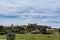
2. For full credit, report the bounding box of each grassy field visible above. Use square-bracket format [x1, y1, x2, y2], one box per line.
[0, 33, 60, 40]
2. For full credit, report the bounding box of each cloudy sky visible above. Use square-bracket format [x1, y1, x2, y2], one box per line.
[0, 0, 60, 28]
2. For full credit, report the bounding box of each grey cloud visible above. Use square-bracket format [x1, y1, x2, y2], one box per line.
[0, 0, 60, 14]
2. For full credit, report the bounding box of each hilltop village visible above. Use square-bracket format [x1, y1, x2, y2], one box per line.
[0, 23, 60, 35]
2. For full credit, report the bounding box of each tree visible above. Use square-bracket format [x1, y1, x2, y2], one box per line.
[0, 25, 4, 31]
[58, 28, 60, 34]
[41, 27, 47, 34]
[0, 25, 4, 35]
[40, 26, 50, 34]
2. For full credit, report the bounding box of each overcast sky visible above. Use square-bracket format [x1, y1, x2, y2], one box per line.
[0, 0, 60, 28]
